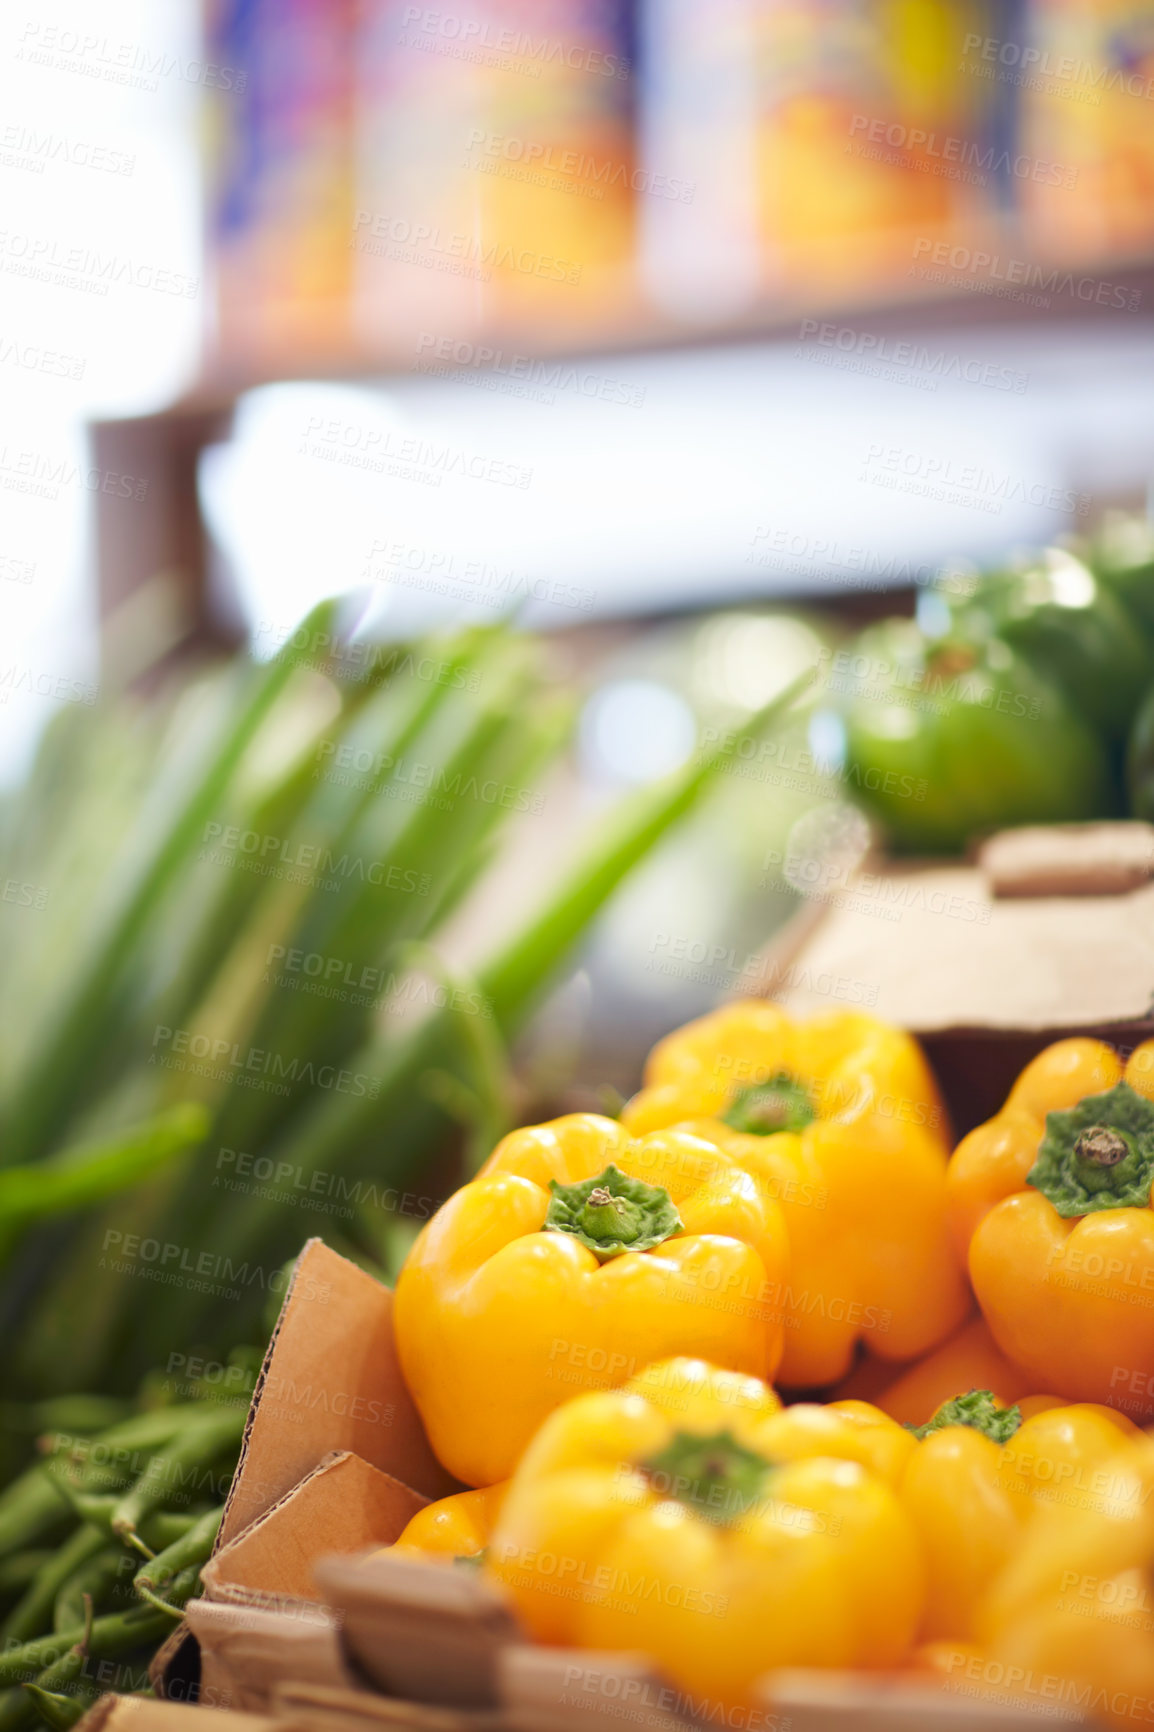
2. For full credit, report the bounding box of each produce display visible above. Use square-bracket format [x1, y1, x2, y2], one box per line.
[7, 689, 1154, 1727]
[377, 1003, 1154, 1726]
[0, 623, 815, 1727]
[837, 515, 1154, 852]
[398, 1379, 1138, 1677]
[4, 989, 1154, 1727]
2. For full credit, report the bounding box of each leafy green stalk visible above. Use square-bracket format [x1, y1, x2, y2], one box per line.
[125, 666, 815, 1351]
[2, 601, 341, 1165]
[0, 1108, 207, 1265]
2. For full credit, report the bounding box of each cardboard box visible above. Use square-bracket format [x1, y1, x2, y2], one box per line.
[137, 1240, 1099, 1732]
[761, 841, 1154, 1134]
[80, 1701, 274, 1732]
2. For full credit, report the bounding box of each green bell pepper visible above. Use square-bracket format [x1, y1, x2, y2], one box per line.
[953, 548, 1153, 743]
[837, 618, 1116, 853]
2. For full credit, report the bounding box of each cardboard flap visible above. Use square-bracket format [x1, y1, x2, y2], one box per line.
[148, 1619, 200, 1702]
[271, 1680, 505, 1729]
[761, 1670, 1098, 1729]
[315, 1551, 522, 1709]
[206, 1452, 426, 1605]
[222, 1240, 455, 1548]
[979, 822, 1154, 898]
[766, 865, 1154, 1032]
[499, 1648, 692, 1731]
[186, 1597, 354, 1715]
[76, 1700, 275, 1732]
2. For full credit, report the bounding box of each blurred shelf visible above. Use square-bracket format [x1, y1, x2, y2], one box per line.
[177, 245, 1154, 411]
[88, 243, 1154, 670]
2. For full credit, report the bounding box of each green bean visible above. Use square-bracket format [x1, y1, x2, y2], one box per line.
[0, 1602, 178, 1688]
[0, 1473, 70, 1561]
[53, 1550, 127, 1633]
[33, 1404, 235, 1503]
[63, 1405, 225, 1480]
[36, 1487, 113, 1531]
[20, 1683, 92, 1731]
[0, 1401, 130, 1440]
[13, 1406, 216, 1521]
[109, 1409, 243, 1548]
[133, 1509, 220, 1611]
[0, 1652, 84, 1732]
[1, 1530, 105, 1645]
[42, 1483, 197, 1555]
[0, 1559, 52, 1602]
[139, 1513, 200, 1553]
[133, 1565, 201, 1621]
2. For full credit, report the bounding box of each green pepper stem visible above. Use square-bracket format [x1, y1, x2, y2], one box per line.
[721, 1074, 816, 1137]
[908, 1389, 1022, 1444]
[641, 1431, 772, 1527]
[1028, 1082, 1154, 1218]
[544, 1164, 682, 1262]
[1074, 1126, 1129, 1167]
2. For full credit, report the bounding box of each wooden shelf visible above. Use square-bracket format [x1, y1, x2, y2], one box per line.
[88, 245, 1154, 673]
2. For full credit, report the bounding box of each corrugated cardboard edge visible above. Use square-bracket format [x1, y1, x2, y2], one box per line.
[186, 1598, 353, 1716]
[760, 1669, 1100, 1729]
[745, 861, 1154, 1134]
[978, 821, 1154, 899]
[222, 1239, 454, 1548]
[152, 1244, 335, 1697]
[272, 1680, 506, 1729]
[315, 1552, 521, 1710]
[313, 1558, 751, 1731]
[76, 1697, 275, 1732]
[155, 1239, 451, 1699]
[757, 863, 1154, 1033]
[498, 1648, 696, 1732]
[149, 1619, 202, 1706]
[203, 1451, 427, 1605]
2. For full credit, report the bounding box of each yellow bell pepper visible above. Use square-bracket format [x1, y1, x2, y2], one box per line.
[894, 1389, 1137, 1642]
[485, 1357, 923, 1712]
[390, 1483, 507, 1561]
[834, 1315, 1037, 1426]
[779, 1384, 1136, 1643]
[977, 1432, 1154, 1729]
[395, 1115, 791, 1485]
[621, 1000, 968, 1384]
[946, 1037, 1154, 1415]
